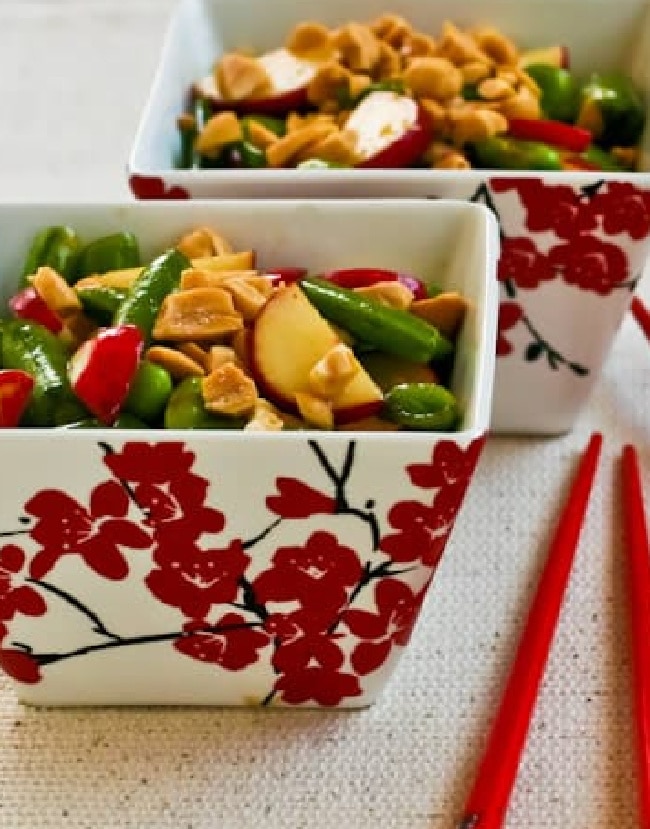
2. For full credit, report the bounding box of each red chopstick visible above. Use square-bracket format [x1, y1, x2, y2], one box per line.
[631, 296, 650, 343]
[457, 432, 603, 829]
[621, 444, 650, 828]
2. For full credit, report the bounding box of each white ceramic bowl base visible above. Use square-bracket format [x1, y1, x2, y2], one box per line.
[0, 200, 498, 707]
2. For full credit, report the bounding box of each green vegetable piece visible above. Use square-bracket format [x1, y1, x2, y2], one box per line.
[462, 83, 481, 101]
[164, 376, 246, 430]
[1, 319, 88, 426]
[581, 143, 625, 171]
[76, 285, 128, 322]
[177, 113, 198, 169]
[524, 64, 578, 122]
[124, 359, 173, 424]
[578, 71, 646, 147]
[75, 232, 141, 279]
[242, 114, 287, 138]
[61, 413, 149, 429]
[471, 136, 563, 170]
[383, 382, 460, 430]
[299, 277, 453, 364]
[21, 225, 81, 285]
[354, 79, 406, 106]
[113, 248, 190, 344]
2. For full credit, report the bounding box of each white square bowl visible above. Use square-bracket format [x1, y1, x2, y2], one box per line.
[0, 199, 498, 707]
[127, 0, 650, 434]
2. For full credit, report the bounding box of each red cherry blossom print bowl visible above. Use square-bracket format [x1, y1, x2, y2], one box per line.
[0, 199, 498, 707]
[128, 0, 650, 433]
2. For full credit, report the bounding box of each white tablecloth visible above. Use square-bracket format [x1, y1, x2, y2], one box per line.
[0, 3, 646, 827]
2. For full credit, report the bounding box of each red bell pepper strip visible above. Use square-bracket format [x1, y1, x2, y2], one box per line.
[0, 369, 35, 427]
[507, 118, 592, 153]
[324, 267, 428, 299]
[9, 286, 63, 334]
[68, 324, 144, 425]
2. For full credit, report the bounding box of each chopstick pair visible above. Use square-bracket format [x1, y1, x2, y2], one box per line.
[456, 435, 650, 829]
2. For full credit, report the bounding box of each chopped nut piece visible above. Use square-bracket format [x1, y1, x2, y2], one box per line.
[355, 280, 414, 310]
[403, 32, 438, 59]
[180, 268, 258, 290]
[307, 61, 352, 106]
[266, 123, 336, 167]
[461, 60, 492, 84]
[402, 57, 463, 100]
[222, 277, 269, 321]
[245, 398, 285, 431]
[295, 391, 334, 430]
[370, 13, 414, 50]
[286, 21, 334, 60]
[334, 22, 382, 72]
[74, 267, 142, 290]
[215, 52, 272, 101]
[477, 77, 514, 101]
[153, 287, 243, 342]
[31, 266, 81, 318]
[498, 84, 541, 120]
[209, 345, 239, 371]
[195, 111, 243, 157]
[295, 128, 360, 166]
[146, 345, 206, 379]
[177, 342, 212, 372]
[231, 328, 251, 368]
[191, 251, 256, 272]
[308, 343, 360, 398]
[375, 40, 401, 77]
[176, 226, 234, 258]
[435, 21, 491, 66]
[202, 362, 257, 416]
[410, 292, 469, 337]
[471, 26, 519, 66]
[245, 119, 280, 150]
[451, 108, 509, 146]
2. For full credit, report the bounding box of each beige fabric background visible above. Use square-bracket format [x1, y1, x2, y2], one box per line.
[0, 2, 646, 826]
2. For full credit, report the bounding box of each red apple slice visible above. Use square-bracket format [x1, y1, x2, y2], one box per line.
[345, 91, 433, 168]
[194, 47, 322, 114]
[250, 284, 383, 424]
[518, 45, 570, 70]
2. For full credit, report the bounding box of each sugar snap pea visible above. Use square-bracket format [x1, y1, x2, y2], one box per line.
[577, 72, 646, 147]
[76, 285, 128, 322]
[382, 382, 459, 430]
[470, 136, 563, 170]
[76, 232, 141, 279]
[299, 277, 453, 364]
[21, 225, 81, 285]
[113, 248, 190, 344]
[524, 64, 578, 123]
[1, 319, 88, 426]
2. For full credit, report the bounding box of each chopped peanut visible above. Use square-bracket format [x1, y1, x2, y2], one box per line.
[266, 123, 336, 167]
[209, 345, 239, 371]
[370, 13, 414, 50]
[74, 267, 142, 290]
[286, 21, 335, 61]
[460, 60, 492, 85]
[146, 345, 206, 379]
[498, 84, 541, 120]
[308, 343, 360, 398]
[195, 111, 243, 157]
[306, 61, 352, 107]
[180, 268, 258, 290]
[221, 276, 269, 321]
[410, 292, 469, 338]
[231, 328, 250, 368]
[176, 226, 234, 258]
[355, 280, 414, 310]
[215, 52, 272, 101]
[245, 398, 285, 431]
[152, 287, 243, 342]
[451, 108, 509, 146]
[435, 21, 491, 65]
[295, 128, 360, 166]
[375, 40, 401, 77]
[31, 266, 82, 318]
[402, 57, 463, 101]
[192, 251, 256, 272]
[403, 32, 438, 59]
[471, 26, 519, 66]
[202, 363, 257, 416]
[295, 391, 334, 430]
[177, 342, 213, 372]
[245, 119, 280, 150]
[334, 22, 382, 72]
[476, 77, 514, 101]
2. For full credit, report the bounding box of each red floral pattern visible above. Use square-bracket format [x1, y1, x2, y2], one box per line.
[128, 175, 190, 200]
[0, 436, 486, 706]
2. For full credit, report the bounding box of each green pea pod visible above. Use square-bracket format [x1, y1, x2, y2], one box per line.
[21, 225, 81, 285]
[299, 277, 453, 364]
[124, 359, 173, 424]
[383, 382, 460, 430]
[76, 285, 129, 322]
[75, 232, 141, 279]
[241, 114, 287, 138]
[462, 83, 481, 101]
[113, 248, 190, 344]
[524, 64, 578, 123]
[581, 143, 625, 171]
[1, 319, 88, 426]
[577, 71, 646, 147]
[353, 79, 406, 106]
[471, 136, 563, 170]
[61, 412, 149, 429]
[164, 376, 246, 430]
